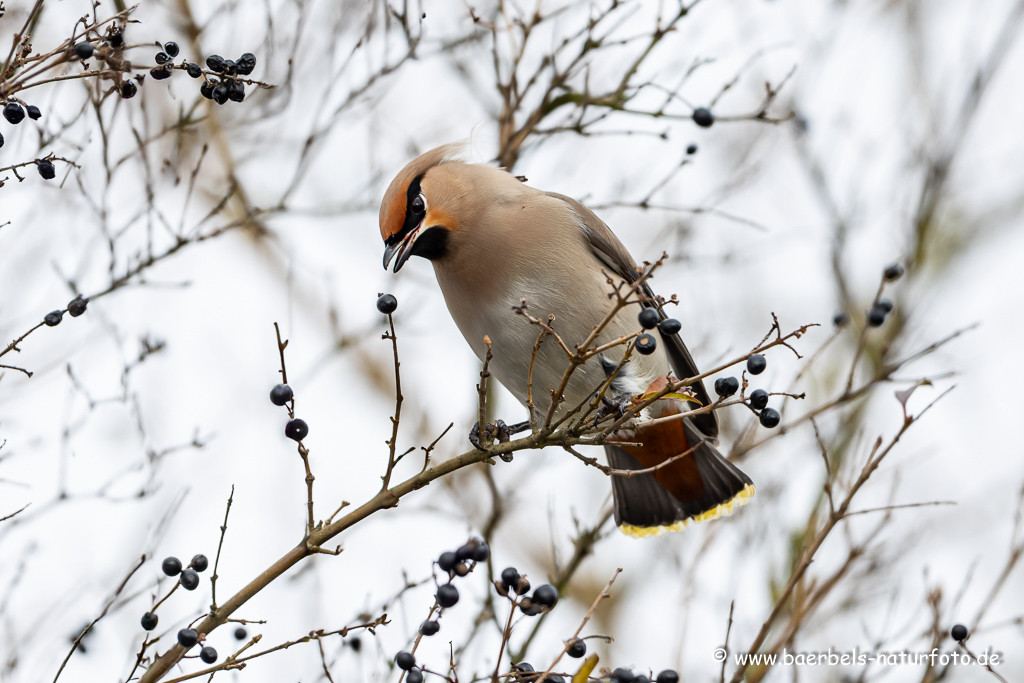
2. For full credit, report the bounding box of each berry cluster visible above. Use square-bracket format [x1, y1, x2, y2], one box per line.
[634, 307, 682, 357]
[494, 566, 558, 616]
[197, 53, 257, 105]
[2, 100, 59, 179]
[713, 354, 780, 429]
[142, 41, 179, 83]
[391, 539, 491, 683]
[395, 650, 424, 683]
[270, 382, 309, 442]
[43, 296, 88, 327]
[833, 263, 904, 329]
[176, 627, 218, 663]
[866, 298, 894, 328]
[433, 537, 490, 610]
[161, 553, 209, 590]
[140, 554, 218, 662]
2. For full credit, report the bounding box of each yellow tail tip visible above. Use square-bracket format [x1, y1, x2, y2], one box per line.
[618, 484, 755, 538]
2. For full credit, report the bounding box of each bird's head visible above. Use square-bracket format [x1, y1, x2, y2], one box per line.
[379, 144, 466, 272]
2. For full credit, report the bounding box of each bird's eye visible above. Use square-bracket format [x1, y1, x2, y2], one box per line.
[410, 194, 426, 214]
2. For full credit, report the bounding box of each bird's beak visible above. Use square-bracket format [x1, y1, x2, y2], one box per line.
[382, 221, 423, 273]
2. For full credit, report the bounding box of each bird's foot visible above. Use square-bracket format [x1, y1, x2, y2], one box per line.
[469, 419, 530, 461]
[595, 395, 631, 424]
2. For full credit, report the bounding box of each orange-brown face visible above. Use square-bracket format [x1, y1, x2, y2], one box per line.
[379, 145, 461, 272]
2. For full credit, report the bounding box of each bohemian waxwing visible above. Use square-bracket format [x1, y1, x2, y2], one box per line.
[378, 143, 754, 537]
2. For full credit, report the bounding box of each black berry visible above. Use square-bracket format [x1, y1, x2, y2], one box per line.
[350, 636, 362, 652]
[26, 105, 41, 120]
[692, 107, 714, 128]
[186, 63, 202, 78]
[407, 669, 424, 683]
[714, 376, 739, 398]
[833, 312, 849, 327]
[190, 554, 209, 572]
[611, 668, 635, 683]
[199, 80, 214, 99]
[420, 620, 440, 636]
[951, 624, 968, 641]
[395, 651, 416, 670]
[659, 318, 681, 335]
[270, 383, 293, 406]
[108, 31, 124, 48]
[0, 131, 4, 148]
[867, 306, 887, 327]
[515, 576, 531, 595]
[455, 544, 475, 561]
[150, 67, 171, 80]
[686, 143, 698, 154]
[200, 646, 217, 664]
[884, 263, 904, 281]
[656, 671, 679, 683]
[223, 60, 237, 75]
[635, 677, 650, 683]
[759, 407, 780, 428]
[285, 418, 309, 441]
[212, 84, 229, 104]
[234, 626, 247, 640]
[68, 296, 88, 317]
[513, 663, 535, 673]
[37, 159, 56, 180]
[436, 583, 459, 608]
[638, 307, 659, 329]
[543, 677, 565, 683]
[179, 568, 200, 590]
[121, 80, 137, 99]
[501, 567, 520, 588]
[566, 638, 586, 658]
[236, 53, 257, 75]
[635, 333, 657, 355]
[4, 102, 25, 124]
[746, 354, 767, 375]
[44, 310, 62, 326]
[74, 42, 94, 60]
[438, 551, 457, 572]
[376, 293, 398, 314]
[227, 79, 245, 102]
[141, 612, 159, 630]
[749, 389, 769, 411]
[473, 542, 489, 562]
[206, 55, 228, 72]
[155, 51, 171, 64]
[177, 628, 198, 648]
[162, 556, 182, 576]
[163, 42, 180, 58]
[876, 298, 893, 313]
[532, 584, 558, 608]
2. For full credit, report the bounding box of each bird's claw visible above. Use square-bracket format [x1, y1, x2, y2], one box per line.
[469, 419, 530, 462]
[595, 395, 631, 423]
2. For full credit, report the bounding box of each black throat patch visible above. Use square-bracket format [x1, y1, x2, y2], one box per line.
[410, 226, 449, 261]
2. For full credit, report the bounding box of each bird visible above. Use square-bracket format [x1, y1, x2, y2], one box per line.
[378, 143, 753, 537]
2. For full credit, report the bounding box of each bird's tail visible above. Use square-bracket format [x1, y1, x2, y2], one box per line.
[606, 418, 754, 538]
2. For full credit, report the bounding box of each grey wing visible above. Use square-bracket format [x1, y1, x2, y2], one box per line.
[547, 192, 719, 439]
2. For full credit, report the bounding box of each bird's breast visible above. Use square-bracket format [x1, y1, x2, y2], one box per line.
[433, 261, 666, 418]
